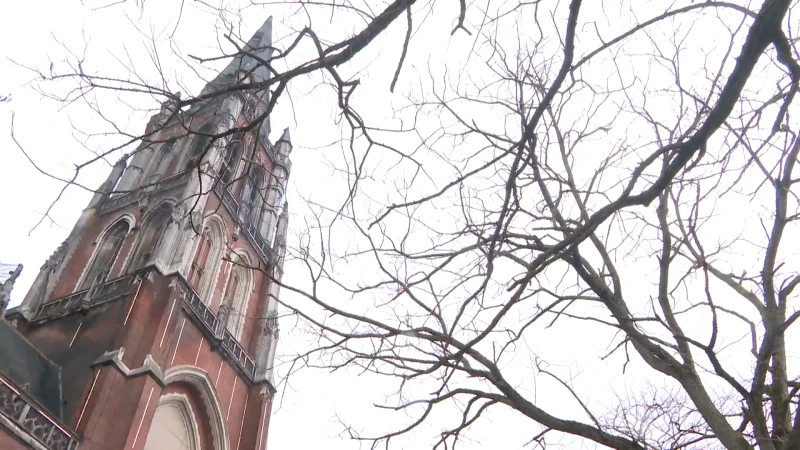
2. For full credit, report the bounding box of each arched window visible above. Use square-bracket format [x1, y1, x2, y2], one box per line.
[188, 231, 212, 292]
[240, 163, 267, 226]
[186, 218, 225, 302]
[220, 133, 244, 185]
[147, 139, 177, 182]
[185, 124, 215, 170]
[79, 220, 129, 290]
[222, 253, 253, 340]
[129, 203, 173, 271]
[223, 273, 239, 309]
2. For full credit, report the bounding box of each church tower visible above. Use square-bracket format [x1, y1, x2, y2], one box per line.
[0, 16, 290, 450]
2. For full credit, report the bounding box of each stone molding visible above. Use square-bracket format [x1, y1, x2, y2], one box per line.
[91, 347, 166, 387]
[149, 393, 201, 450]
[164, 366, 230, 450]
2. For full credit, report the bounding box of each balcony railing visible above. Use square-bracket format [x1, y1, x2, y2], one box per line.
[181, 283, 257, 381]
[213, 180, 241, 217]
[221, 332, 257, 378]
[35, 273, 137, 322]
[184, 288, 222, 336]
[99, 170, 189, 214]
[213, 179, 273, 267]
[240, 218, 271, 261]
[0, 375, 79, 450]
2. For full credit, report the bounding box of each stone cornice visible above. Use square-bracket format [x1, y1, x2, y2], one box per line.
[90, 347, 166, 387]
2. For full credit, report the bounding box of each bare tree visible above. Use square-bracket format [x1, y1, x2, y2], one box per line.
[9, 0, 800, 449]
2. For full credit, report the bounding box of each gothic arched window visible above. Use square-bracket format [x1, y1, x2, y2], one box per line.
[186, 217, 225, 302]
[147, 139, 177, 182]
[240, 163, 267, 226]
[188, 232, 212, 292]
[220, 133, 244, 185]
[185, 124, 215, 171]
[223, 254, 253, 340]
[79, 220, 130, 290]
[129, 203, 173, 271]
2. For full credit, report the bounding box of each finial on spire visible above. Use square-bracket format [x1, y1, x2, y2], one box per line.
[278, 128, 291, 144]
[202, 16, 274, 98]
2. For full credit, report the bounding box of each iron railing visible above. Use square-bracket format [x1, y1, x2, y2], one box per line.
[213, 180, 273, 266]
[0, 375, 79, 450]
[35, 273, 136, 321]
[181, 283, 257, 381]
[213, 180, 241, 217]
[240, 218, 271, 260]
[99, 170, 189, 214]
[221, 332, 257, 378]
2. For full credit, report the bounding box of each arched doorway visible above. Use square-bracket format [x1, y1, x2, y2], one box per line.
[143, 394, 201, 450]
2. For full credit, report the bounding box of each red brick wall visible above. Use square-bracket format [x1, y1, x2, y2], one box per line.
[12, 110, 280, 449]
[0, 428, 32, 450]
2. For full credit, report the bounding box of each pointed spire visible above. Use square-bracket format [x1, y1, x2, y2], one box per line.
[275, 127, 293, 156]
[278, 128, 291, 144]
[202, 16, 274, 102]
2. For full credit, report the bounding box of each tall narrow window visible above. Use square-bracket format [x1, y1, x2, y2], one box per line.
[219, 271, 239, 332]
[79, 220, 129, 290]
[240, 163, 266, 226]
[188, 232, 212, 292]
[241, 95, 257, 118]
[222, 273, 239, 311]
[147, 139, 177, 182]
[185, 125, 214, 170]
[129, 204, 172, 271]
[220, 134, 244, 185]
[223, 259, 251, 340]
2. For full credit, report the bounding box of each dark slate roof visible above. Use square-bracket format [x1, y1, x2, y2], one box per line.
[0, 321, 62, 418]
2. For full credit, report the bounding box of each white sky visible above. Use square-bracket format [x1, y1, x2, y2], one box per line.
[1, 0, 795, 449]
[0, 1, 491, 448]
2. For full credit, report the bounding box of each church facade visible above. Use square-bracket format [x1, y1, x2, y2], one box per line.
[0, 16, 289, 450]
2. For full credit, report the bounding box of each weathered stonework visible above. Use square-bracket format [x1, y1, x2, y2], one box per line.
[2, 15, 290, 450]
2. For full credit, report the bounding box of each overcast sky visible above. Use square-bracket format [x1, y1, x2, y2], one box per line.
[2, 1, 793, 449]
[0, 1, 501, 448]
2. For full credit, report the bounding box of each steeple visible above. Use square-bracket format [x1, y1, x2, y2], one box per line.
[0, 15, 292, 450]
[201, 16, 275, 145]
[202, 16, 274, 101]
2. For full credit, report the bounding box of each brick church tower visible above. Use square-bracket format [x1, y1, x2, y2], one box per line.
[0, 16, 290, 450]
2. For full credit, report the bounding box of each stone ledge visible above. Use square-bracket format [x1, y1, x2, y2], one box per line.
[91, 348, 166, 387]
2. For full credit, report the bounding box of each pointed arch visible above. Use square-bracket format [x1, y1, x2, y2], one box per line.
[143, 393, 201, 450]
[185, 124, 216, 171]
[142, 139, 178, 186]
[128, 201, 175, 272]
[77, 216, 132, 291]
[221, 250, 254, 340]
[163, 366, 230, 450]
[188, 215, 226, 302]
[220, 132, 244, 186]
[240, 162, 268, 226]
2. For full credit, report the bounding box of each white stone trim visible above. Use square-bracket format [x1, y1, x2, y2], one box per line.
[74, 214, 135, 292]
[123, 200, 176, 274]
[164, 365, 231, 450]
[220, 250, 254, 340]
[149, 393, 202, 450]
[91, 347, 166, 386]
